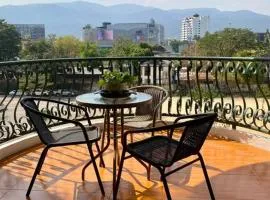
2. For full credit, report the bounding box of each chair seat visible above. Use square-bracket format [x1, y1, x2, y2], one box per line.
[122, 115, 153, 128]
[50, 126, 100, 145]
[127, 136, 178, 167]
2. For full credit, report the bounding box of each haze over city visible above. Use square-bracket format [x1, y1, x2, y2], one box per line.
[0, 0, 269, 15]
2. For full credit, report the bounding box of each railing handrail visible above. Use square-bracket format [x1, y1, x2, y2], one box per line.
[1, 56, 270, 66]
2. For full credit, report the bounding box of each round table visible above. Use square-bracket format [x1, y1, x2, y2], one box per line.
[76, 92, 152, 199]
[76, 92, 152, 109]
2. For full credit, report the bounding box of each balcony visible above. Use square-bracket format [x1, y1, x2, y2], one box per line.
[0, 56, 270, 199]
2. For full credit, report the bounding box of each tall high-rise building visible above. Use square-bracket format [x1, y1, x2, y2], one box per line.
[181, 14, 209, 42]
[14, 24, 45, 40]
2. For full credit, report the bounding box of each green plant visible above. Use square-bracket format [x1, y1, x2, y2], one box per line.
[98, 71, 137, 91]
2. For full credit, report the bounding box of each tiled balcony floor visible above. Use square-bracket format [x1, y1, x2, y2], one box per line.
[0, 135, 270, 200]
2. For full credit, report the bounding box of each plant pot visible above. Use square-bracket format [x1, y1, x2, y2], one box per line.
[100, 89, 132, 98]
[105, 83, 126, 92]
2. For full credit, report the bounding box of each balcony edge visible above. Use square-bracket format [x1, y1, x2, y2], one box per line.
[0, 133, 40, 161]
[0, 125, 269, 163]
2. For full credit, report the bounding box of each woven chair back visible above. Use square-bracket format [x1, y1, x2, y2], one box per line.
[131, 85, 168, 119]
[172, 113, 217, 162]
[21, 98, 53, 144]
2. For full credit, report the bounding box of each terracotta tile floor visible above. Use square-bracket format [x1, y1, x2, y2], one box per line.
[0, 136, 270, 200]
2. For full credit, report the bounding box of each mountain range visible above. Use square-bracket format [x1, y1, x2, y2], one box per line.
[0, 1, 270, 39]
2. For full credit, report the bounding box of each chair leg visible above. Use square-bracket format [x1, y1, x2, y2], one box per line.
[87, 143, 105, 196]
[82, 160, 91, 181]
[198, 153, 215, 200]
[36, 148, 49, 174]
[100, 114, 107, 167]
[134, 158, 151, 180]
[95, 141, 105, 168]
[158, 168, 172, 200]
[26, 147, 49, 196]
[114, 149, 126, 200]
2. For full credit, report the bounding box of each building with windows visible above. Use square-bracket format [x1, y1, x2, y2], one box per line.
[82, 22, 114, 48]
[14, 24, 45, 40]
[82, 19, 165, 47]
[113, 19, 164, 45]
[180, 14, 209, 42]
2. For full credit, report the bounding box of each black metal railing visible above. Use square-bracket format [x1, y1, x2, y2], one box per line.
[0, 56, 270, 143]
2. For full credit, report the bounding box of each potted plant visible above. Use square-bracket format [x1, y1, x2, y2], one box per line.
[98, 71, 137, 97]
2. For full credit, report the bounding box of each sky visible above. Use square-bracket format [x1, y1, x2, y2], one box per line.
[0, 0, 270, 15]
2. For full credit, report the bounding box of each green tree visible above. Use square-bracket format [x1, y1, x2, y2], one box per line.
[169, 40, 189, 53]
[197, 28, 257, 56]
[110, 38, 153, 57]
[80, 42, 98, 58]
[98, 47, 110, 57]
[20, 39, 53, 59]
[0, 19, 21, 61]
[139, 43, 154, 56]
[169, 39, 181, 53]
[260, 29, 270, 56]
[47, 34, 57, 45]
[181, 43, 197, 56]
[53, 36, 82, 58]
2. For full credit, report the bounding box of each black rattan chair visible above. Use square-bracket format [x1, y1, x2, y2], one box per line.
[123, 85, 169, 129]
[115, 113, 217, 200]
[20, 97, 105, 196]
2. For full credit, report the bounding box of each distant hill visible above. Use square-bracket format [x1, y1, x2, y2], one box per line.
[0, 1, 270, 38]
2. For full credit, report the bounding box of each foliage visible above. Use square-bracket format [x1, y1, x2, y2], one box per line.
[190, 86, 219, 100]
[256, 29, 270, 57]
[98, 71, 137, 91]
[20, 39, 53, 59]
[110, 38, 153, 57]
[234, 49, 258, 57]
[83, 24, 92, 29]
[169, 40, 189, 53]
[19, 35, 109, 60]
[197, 28, 257, 57]
[256, 84, 270, 98]
[169, 40, 181, 53]
[98, 47, 110, 57]
[181, 43, 197, 56]
[18, 72, 54, 91]
[0, 19, 21, 61]
[139, 43, 154, 56]
[80, 42, 98, 58]
[152, 45, 166, 53]
[53, 36, 82, 58]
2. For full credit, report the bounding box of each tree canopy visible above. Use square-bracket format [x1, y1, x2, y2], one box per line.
[0, 19, 21, 61]
[53, 36, 82, 58]
[196, 28, 259, 57]
[20, 39, 53, 59]
[110, 38, 153, 57]
[80, 42, 99, 58]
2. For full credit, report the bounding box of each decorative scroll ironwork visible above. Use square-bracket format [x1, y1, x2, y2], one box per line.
[0, 57, 270, 143]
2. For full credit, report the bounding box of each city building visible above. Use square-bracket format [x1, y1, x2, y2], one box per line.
[82, 22, 113, 48]
[13, 24, 45, 40]
[82, 19, 165, 47]
[113, 19, 164, 45]
[180, 14, 209, 42]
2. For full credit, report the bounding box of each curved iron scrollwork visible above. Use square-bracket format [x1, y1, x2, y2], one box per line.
[0, 56, 269, 143]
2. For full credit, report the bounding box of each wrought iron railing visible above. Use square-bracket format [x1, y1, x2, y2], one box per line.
[0, 57, 270, 143]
